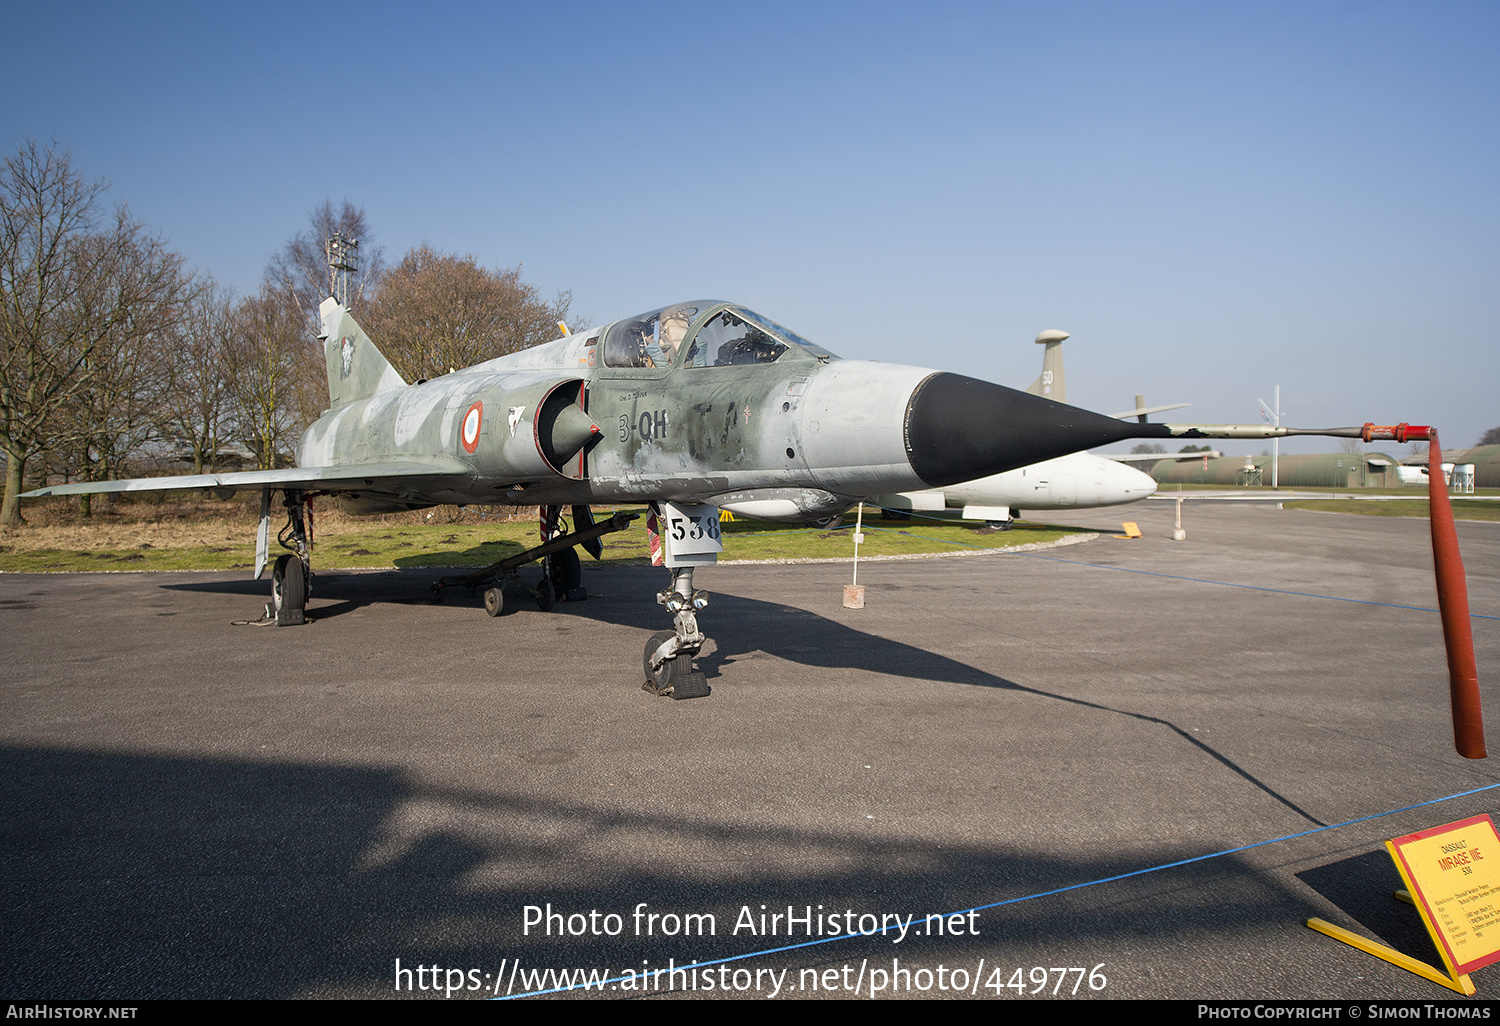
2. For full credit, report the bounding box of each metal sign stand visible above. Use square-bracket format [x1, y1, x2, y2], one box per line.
[1306, 815, 1500, 996]
[843, 502, 866, 608]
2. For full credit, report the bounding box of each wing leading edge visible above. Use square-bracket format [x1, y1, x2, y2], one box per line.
[20, 457, 483, 501]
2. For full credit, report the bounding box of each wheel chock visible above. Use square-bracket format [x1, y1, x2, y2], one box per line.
[671, 672, 711, 700]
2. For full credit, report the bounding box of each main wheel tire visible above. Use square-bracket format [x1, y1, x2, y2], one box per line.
[271, 555, 286, 617]
[549, 547, 582, 596]
[483, 586, 504, 617]
[643, 629, 681, 693]
[536, 578, 556, 612]
[271, 554, 307, 626]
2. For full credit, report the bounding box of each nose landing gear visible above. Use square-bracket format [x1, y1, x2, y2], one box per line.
[642, 564, 711, 700]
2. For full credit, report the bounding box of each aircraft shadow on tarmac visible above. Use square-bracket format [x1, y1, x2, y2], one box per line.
[0, 743, 1397, 999]
[163, 565, 1324, 830]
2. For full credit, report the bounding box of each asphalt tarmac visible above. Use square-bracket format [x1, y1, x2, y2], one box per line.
[2, 500, 1497, 1001]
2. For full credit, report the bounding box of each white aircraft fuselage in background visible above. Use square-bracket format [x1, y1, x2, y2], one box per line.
[875, 450, 1157, 521]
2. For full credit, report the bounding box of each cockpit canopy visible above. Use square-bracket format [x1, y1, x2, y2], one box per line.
[599, 302, 838, 370]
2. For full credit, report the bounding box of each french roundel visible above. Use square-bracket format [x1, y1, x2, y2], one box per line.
[461, 401, 483, 454]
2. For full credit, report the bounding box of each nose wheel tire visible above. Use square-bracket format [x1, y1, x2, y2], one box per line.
[642, 630, 711, 700]
[643, 630, 679, 694]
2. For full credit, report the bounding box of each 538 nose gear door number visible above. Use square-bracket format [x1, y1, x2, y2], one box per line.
[660, 502, 723, 566]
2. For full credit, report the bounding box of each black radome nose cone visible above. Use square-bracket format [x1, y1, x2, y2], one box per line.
[903, 373, 1142, 487]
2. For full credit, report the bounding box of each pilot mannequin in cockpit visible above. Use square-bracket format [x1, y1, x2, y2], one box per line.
[644, 310, 692, 367]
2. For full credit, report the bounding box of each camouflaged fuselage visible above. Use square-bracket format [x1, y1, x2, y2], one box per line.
[294, 312, 937, 518]
[283, 298, 1153, 520]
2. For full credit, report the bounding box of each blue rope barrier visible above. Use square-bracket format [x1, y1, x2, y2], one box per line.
[500, 781, 1500, 999]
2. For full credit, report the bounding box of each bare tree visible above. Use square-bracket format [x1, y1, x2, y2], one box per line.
[0, 141, 189, 525]
[162, 281, 238, 475]
[225, 285, 305, 470]
[266, 199, 384, 322]
[266, 200, 386, 431]
[60, 238, 201, 515]
[361, 245, 571, 381]
[1480, 427, 1500, 447]
[52, 301, 176, 516]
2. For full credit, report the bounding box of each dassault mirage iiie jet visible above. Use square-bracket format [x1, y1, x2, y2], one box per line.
[23, 299, 1483, 760]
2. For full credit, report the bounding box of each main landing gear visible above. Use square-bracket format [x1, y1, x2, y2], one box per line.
[982, 512, 1017, 532]
[540, 505, 588, 606]
[267, 491, 312, 626]
[642, 564, 711, 700]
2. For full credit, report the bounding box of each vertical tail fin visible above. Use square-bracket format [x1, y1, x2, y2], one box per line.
[1025, 329, 1069, 403]
[319, 297, 407, 408]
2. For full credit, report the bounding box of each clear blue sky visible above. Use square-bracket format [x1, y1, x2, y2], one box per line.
[5, 0, 1496, 452]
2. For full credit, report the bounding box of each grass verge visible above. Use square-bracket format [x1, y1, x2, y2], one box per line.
[0, 507, 1086, 573]
[1282, 499, 1500, 521]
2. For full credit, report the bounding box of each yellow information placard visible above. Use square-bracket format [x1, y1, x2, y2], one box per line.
[1387, 814, 1500, 977]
